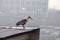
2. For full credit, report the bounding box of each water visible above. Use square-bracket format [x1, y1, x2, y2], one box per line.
[40, 26, 60, 40]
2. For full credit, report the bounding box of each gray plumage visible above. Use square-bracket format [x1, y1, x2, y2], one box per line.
[16, 16, 32, 29]
[16, 19, 27, 27]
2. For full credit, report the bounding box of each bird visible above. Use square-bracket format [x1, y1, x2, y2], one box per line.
[16, 16, 32, 29]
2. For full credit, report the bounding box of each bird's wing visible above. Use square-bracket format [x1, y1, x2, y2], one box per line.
[16, 19, 27, 25]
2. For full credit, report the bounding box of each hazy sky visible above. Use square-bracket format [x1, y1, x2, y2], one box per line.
[48, 0, 60, 10]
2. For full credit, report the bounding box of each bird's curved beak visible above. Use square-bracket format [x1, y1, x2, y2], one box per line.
[30, 18, 32, 20]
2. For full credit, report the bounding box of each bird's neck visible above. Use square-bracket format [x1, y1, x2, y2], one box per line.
[26, 18, 29, 21]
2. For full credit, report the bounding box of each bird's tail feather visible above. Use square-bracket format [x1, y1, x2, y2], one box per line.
[16, 23, 19, 27]
[16, 25, 18, 27]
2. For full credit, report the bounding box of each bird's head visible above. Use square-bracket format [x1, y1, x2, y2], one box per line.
[26, 16, 32, 20]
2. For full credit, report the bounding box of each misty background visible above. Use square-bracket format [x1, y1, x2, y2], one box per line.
[0, 0, 60, 40]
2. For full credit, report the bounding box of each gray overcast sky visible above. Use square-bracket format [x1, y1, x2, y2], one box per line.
[0, 0, 42, 26]
[0, 0, 41, 17]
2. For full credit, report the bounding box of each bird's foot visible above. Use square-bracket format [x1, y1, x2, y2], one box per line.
[23, 27, 25, 29]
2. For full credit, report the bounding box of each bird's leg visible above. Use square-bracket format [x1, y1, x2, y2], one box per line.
[22, 25, 25, 29]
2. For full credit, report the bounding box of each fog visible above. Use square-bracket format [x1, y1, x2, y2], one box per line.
[0, 0, 60, 40]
